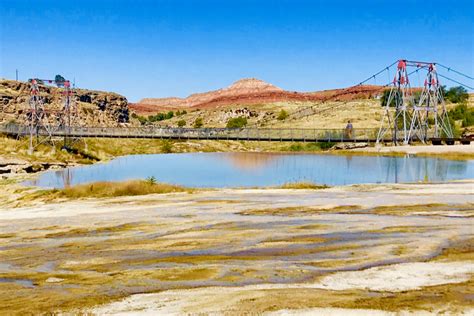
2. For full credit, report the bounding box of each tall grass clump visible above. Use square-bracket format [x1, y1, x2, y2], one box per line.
[161, 140, 173, 153]
[278, 181, 329, 190]
[58, 180, 191, 198]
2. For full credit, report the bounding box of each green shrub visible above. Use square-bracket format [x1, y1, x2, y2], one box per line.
[448, 103, 474, 128]
[193, 117, 203, 128]
[146, 176, 157, 185]
[287, 142, 334, 152]
[319, 142, 336, 150]
[444, 86, 469, 103]
[226, 116, 248, 128]
[277, 109, 289, 120]
[161, 140, 173, 153]
[177, 119, 186, 127]
[288, 143, 303, 151]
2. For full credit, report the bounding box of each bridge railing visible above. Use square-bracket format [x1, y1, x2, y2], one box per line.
[0, 123, 392, 142]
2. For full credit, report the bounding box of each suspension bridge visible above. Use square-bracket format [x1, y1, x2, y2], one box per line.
[1, 59, 472, 152]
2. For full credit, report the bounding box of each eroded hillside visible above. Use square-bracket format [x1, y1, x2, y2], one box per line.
[0, 79, 130, 127]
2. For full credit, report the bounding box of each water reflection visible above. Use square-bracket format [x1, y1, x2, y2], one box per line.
[24, 153, 473, 189]
[222, 152, 278, 170]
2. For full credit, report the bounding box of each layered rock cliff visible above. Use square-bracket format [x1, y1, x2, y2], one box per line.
[0, 79, 130, 126]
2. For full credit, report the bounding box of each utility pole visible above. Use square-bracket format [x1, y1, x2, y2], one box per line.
[15, 69, 18, 81]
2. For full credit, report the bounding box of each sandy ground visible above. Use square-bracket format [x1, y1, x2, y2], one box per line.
[0, 181, 473, 314]
[357, 143, 474, 155]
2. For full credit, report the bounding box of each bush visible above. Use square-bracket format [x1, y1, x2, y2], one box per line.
[319, 141, 336, 150]
[161, 140, 173, 153]
[277, 109, 289, 120]
[146, 176, 157, 185]
[137, 116, 148, 125]
[448, 103, 474, 127]
[444, 86, 468, 103]
[193, 117, 203, 128]
[177, 119, 186, 127]
[287, 142, 334, 152]
[288, 143, 303, 151]
[226, 116, 248, 128]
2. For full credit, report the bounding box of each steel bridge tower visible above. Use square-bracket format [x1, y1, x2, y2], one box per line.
[407, 63, 453, 142]
[23, 78, 79, 154]
[376, 60, 453, 145]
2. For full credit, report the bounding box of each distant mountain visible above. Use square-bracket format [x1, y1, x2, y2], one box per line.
[130, 78, 384, 114]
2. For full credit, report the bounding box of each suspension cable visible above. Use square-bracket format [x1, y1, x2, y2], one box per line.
[358, 60, 398, 86]
[437, 73, 474, 90]
[437, 63, 474, 81]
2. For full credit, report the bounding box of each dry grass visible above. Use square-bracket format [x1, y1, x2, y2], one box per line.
[278, 181, 329, 190]
[59, 180, 193, 198]
[415, 151, 474, 161]
[20, 180, 193, 201]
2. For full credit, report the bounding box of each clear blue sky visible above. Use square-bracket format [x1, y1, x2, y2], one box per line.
[1, 0, 473, 101]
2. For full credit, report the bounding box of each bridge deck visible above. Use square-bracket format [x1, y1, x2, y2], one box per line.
[0, 124, 466, 144]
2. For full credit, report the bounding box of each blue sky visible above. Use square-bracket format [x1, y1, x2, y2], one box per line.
[1, 0, 473, 101]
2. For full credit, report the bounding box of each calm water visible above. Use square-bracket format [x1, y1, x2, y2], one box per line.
[25, 153, 474, 189]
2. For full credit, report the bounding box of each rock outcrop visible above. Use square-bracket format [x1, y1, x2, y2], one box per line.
[0, 79, 130, 126]
[0, 157, 67, 176]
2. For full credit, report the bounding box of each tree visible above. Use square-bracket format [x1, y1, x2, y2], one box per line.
[28, 78, 44, 85]
[177, 119, 186, 127]
[380, 89, 402, 107]
[165, 111, 174, 119]
[444, 86, 468, 103]
[193, 117, 203, 128]
[277, 109, 289, 120]
[226, 117, 247, 128]
[55, 74, 66, 87]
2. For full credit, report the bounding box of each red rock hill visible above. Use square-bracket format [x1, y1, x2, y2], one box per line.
[130, 78, 384, 114]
